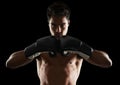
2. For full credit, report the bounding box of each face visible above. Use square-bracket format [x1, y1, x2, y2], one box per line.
[48, 16, 70, 38]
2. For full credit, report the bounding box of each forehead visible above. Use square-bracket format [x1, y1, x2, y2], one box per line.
[49, 16, 69, 23]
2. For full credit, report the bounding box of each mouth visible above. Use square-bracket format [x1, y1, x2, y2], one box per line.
[54, 33, 62, 39]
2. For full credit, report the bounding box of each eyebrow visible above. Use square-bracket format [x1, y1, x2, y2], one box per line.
[51, 22, 66, 25]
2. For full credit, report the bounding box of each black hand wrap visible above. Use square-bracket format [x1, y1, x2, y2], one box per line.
[24, 35, 93, 59]
[24, 36, 60, 59]
[60, 36, 93, 59]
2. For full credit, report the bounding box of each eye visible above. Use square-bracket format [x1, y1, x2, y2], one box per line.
[51, 23, 56, 27]
[60, 23, 66, 28]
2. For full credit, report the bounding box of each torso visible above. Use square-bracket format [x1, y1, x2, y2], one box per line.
[36, 52, 83, 85]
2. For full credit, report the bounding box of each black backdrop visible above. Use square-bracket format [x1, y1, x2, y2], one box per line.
[1, 0, 119, 85]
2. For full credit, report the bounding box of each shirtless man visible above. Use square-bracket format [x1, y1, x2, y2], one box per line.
[6, 1, 112, 85]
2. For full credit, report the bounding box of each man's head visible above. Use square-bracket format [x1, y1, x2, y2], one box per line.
[47, 1, 71, 38]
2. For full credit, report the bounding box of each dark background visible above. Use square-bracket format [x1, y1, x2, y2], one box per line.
[0, 0, 119, 85]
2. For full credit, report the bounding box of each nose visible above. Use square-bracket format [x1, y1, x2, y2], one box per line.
[56, 26, 61, 33]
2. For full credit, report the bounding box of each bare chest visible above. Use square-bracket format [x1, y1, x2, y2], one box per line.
[39, 53, 80, 66]
[36, 53, 83, 85]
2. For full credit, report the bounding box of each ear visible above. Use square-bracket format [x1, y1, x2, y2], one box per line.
[68, 20, 70, 25]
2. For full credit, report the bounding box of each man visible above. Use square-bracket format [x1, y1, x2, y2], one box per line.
[6, 1, 112, 85]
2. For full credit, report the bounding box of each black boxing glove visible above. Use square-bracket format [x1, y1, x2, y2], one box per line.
[60, 36, 94, 59]
[24, 36, 59, 59]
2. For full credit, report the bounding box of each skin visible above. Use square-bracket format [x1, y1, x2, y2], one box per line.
[6, 16, 112, 85]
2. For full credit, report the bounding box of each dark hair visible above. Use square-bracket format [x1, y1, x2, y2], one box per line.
[47, 1, 71, 21]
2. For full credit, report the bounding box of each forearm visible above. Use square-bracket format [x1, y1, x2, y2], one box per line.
[86, 50, 112, 68]
[6, 50, 33, 69]
[6, 36, 57, 69]
[61, 36, 112, 68]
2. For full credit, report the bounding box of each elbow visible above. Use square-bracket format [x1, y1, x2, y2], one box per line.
[99, 58, 113, 68]
[6, 60, 17, 69]
[6, 54, 18, 69]
[102, 53, 113, 68]
[93, 50, 113, 68]
[103, 59, 112, 68]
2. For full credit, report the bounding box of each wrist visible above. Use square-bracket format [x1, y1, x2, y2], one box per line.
[78, 42, 94, 59]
